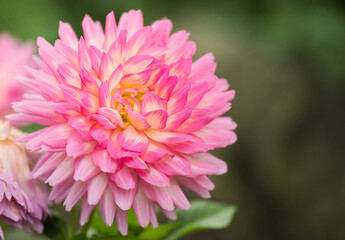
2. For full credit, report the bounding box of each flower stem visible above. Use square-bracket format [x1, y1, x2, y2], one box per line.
[81, 208, 95, 235]
[69, 207, 77, 240]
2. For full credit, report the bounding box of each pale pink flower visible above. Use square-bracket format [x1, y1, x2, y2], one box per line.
[9, 10, 237, 234]
[0, 33, 34, 118]
[0, 121, 49, 239]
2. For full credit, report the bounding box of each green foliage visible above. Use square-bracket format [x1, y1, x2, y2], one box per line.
[139, 223, 178, 240]
[163, 200, 237, 240]
[89, 234, 140, 240]
[21, 124, 45, 133]
[73, 234, 87, 240]
[43, 212, 68, 240]
[89, 210, 119, 235]
[75, 200, 236, 240]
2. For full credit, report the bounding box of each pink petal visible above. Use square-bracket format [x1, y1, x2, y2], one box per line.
[92, 113, 117, 129]
[99, 188, 116, 226]
[185, 81, 209, 109]
[144, 129, 193, 143]
[68, 117, 94, 141]
[109, 165, 136, 190]
[118, 9, 143, 38]
[132, 187, 150, 227]
[99, 82, 111, 108]
[80, 198, 95, 225]
[97, 107, 124, 128]
[184, 155, 219, 177]
[192, 153, 227, 175]
[79, 69, 100, 93]
[126, 27, 153, 58]
[165, 30, 190, 64]
[109, 64, 123, 91]
[55, 41, 78, 68]
[26, 67, 64, 101]
[60, 84, 81, 111]
[32, 152, 66, 178]
[82, 14, 105, 48]
[109, 183, 136, 210]
[165, 108, 192, 130]
[80, 90, 99, 115]
[115, 207, 128, 235]
[78, 37, 92, 71]
[64, 181, 87, 211]
[53, 102, 80, 118]
[190, 53, 216, 78]
[169, 57, 192, 80]
[141, 180, 174, 211]
[176, 109, 210, 132]
[57, 64, 81, 89]
[175, 176, 210, 198]
[108, 30, 127, 63]
[89, 46, 102, 72]
[168, 135, 212, 154]
[139, 142, 169, 163]
[46, 157, 74, 186]
[167, 178, 190, 210]
[120, 69, 151, 86]
[41, 124, 73, 149]
[100, 53, 116, 82]
[58, 21, 78, 49]
[167, 84, 190, 115]
[152, 155, 191, 176]
[144, 110, 167, 129]
[141, 92, 167, 115]
[49, 178, 74, 204]
[87, 173, 108, 205]
[74, 154, 101, 182]
[156, 76, 177, 99]
[151, 19, 173, 42]
[123, 55, 154, 74]
[104, 11, 117, 50]
[92, 147, 118, 173]
[118, 126, 149, 153]
[127, 109, 150, 131]
[122, 156, 148, 170]
[12, 100, 65, 123]
[66, 131, 96, 158]
[107, 129, 123, 159]
[89, 125, 112, 147]
[194, 117, 237, 148]
[192, 175, 215, 191]
[162, 209, 177, 220]
[136, 166, 170, 187]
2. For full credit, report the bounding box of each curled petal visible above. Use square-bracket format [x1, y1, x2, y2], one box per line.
[118, 126, 148, 153]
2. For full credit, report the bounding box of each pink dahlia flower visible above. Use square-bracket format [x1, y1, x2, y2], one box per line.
[9, 10, 237, 234]
[0, 33, 34, 118]
[0, 121, 49, 239]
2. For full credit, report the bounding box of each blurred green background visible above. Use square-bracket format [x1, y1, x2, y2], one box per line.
[1, 0, 345, 239]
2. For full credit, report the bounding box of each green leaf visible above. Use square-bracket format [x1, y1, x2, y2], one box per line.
[89, 209, 119, 235]
[162, 200, 237, 240]
[20, 123, 45, 133]
[89, 234, 140, 240]
[73, 234, 88, 240]
[139, 223, 178, 240]
[43, 212, 69, 240]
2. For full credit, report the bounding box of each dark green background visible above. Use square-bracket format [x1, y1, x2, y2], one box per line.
[1, 0, 344, 239]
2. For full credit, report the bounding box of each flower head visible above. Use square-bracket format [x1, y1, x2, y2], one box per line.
[0, 33, 34, 118]
[0, 121, 49, 239]
[9, 10, 237, 234]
